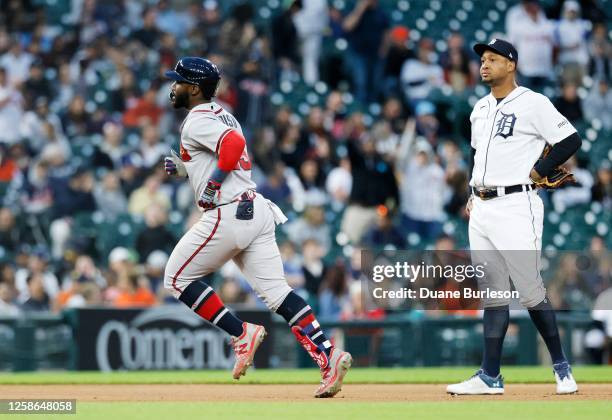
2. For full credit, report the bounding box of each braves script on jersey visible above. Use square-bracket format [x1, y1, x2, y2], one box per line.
[179, 101, 256, 207]
[470, 86, 577, 188]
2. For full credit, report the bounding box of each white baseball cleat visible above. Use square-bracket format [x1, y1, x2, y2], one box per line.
[446, 369, 505, 395]
[231, 322, 266, 380]
[553, 361, 578, 394]
[314, 348, 353, 398]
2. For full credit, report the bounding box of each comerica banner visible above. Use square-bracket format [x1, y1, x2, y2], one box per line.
[65, 306, 272, 371]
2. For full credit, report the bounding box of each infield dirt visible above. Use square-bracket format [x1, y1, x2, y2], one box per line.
[1, 384, 611, 402]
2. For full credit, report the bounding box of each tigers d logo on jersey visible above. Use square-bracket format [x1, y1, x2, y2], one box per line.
[494, 112, 517, 139]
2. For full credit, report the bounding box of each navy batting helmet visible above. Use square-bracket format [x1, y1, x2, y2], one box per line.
[165, 57, 221, 99]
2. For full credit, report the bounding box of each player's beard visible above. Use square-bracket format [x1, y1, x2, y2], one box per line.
[171, 89, 189, 109]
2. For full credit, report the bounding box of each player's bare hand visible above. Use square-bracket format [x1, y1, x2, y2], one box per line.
[465, 195, 474, 218]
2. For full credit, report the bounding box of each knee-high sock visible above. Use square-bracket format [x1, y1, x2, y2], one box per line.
[528, 298, 566, 364]
[276, 291, 332, 358]
[179, 280, 244, 337]
[482, 305, 509, 377]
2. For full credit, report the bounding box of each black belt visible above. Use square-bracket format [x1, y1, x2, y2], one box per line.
[472, 184, 535, 200]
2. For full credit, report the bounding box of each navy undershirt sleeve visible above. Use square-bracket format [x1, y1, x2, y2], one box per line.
[534, 132, 582, 177]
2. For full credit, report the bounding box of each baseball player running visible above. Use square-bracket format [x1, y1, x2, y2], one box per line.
[446, 39, 580, 395]
[163, 57, 352, 397]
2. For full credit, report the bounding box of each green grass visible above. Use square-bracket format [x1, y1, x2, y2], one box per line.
[1, 366, 611, 385]
[3, 401, 612, 420]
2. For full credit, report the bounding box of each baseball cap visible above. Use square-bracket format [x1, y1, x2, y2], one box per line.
[108, 247, 133, 264]
[473, 38, 518, 62]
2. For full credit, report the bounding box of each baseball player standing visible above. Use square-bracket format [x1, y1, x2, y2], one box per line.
[446, 39, 581, 395]
[163, 57, 352, 397]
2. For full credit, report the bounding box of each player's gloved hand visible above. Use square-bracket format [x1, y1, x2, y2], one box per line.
[531, 167, 576, 189]
[198, 179, 222, 209]
[164, 149, 188, 177]
[530, 145, 576, 189]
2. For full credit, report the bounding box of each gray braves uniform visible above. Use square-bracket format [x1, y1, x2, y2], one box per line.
[163, 102, 291, 310]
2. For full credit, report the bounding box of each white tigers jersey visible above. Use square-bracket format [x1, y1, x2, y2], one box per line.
[469, 86, 577, 187]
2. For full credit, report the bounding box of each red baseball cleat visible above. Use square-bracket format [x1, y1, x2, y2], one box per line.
[314, 348, 353, 398]
[231, 322, 266, 380]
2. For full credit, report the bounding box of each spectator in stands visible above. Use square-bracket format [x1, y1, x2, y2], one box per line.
[112, 271, 157, 308]
[0, 38, 33, 87]
[440, 32, 477, 93]
[341, 131, 399, 244]
[400, 38, 444, 108]
[19, 97, 69, 158]
[22, 60, 51, 107]
[382, 25, 413, 98]
[55, 255, 105, 310]
[93, 171, 128, 222]
[286, 202, 331, 254]
[342, 0, 389, 103]
[396, 122, 448, 243]
[0, 281, 20, 316]
[137, 125, 166, 170]
[554, 81, 583, 123]
[325, 157, 352, 209]
[131, 7, 162, 48]
[294, 0, 328, 85]
[14, 246, 59, 304]
[301, 238, 327, 298]
[20, 273, 50, 312]
[49, 166, 96, 221]
[583, 79, 612, 129]
[135, 203, 175, 262]
[279, 241, 305, 290]
[119, 153, 145, 197]
[298, 158, 326, 195]
[551, 156, 593, 212]
[92, 121, 126, 170]
[0, 144, 17, 183]
[381, 96, 406, 135]
[144, 250, 169, 294]
[47, 166, 96, 259]
[0, 67, 24, 144]
[591, 160, 611, 210]
[414, 101, 441, 145]
[60, 95, 92, 138]
[218, 277, 249, 305]
[5, 158, 53, 216]
[155, 0, 195, 38]
[555, 1, 590, 84]
[128, 173, 171, 216]
[259, 162, 292, 207]
[318, 263, 350, 320]
[588, 23, 611, 82]
[271, 0, 302, 82]
[279, 121, 308, 172]
[363, 206, 406, 249]
[506, 0, 555, 91]
[122, 85, 164, 128]
[0, 207, 21, 253]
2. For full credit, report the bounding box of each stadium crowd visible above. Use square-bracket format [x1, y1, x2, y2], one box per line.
[0, 0, 609, 334]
